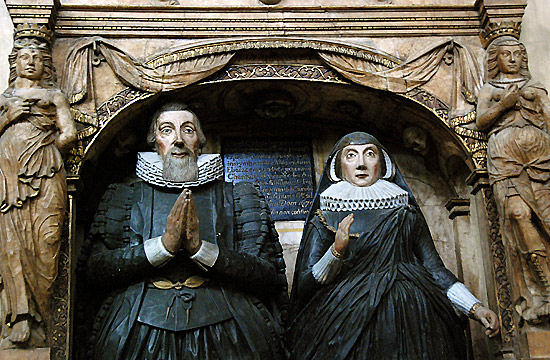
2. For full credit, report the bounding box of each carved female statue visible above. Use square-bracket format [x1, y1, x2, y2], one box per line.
[0, 26, 76, 348]
[288, 132, 498, 359]
[477, 36, 550, 322]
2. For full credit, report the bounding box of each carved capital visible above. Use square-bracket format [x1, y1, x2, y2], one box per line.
[466, 169, 489, 195]
[480, 21, 522, 49]
[5, 0, 59, 29]
[477, 0, 527, 31]
[445, 198, 471, 220]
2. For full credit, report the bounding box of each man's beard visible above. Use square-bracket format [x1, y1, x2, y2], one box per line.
[161, 146, 199, 182]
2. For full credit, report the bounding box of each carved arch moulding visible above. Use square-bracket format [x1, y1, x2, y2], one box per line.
[61, 37, 487, 178]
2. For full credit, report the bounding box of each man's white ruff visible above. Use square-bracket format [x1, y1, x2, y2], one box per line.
[136, 152, 223, 188]
[320, 180, 409, 211]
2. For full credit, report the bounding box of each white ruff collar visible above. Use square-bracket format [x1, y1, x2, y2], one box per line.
[320, 180, 409, 211]
[136, 152, 223, 189]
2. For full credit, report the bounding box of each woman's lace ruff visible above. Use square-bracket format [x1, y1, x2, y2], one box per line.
[136, 152, 223, 188]
[320, 180, 409, 211]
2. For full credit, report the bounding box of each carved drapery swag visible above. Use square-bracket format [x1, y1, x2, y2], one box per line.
[60, 37, 234, 105]
[319, 39, 483, 117]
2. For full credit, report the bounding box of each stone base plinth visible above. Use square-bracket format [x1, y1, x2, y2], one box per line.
[525, 331, 550, 358]
[0, 347, 50, 359]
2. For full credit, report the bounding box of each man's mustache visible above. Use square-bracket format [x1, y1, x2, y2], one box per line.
[167, 144, 194, 158]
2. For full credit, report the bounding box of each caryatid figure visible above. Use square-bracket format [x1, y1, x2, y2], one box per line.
[0, 24, 76, 348]
[477, 34, 550, 323]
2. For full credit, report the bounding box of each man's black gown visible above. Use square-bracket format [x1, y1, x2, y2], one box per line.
[84, 179, 287, 360]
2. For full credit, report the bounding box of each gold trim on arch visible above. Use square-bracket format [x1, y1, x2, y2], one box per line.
[145, 38, 400, 69]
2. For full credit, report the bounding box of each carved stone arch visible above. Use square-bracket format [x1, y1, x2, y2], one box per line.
[67, 37, 484, 186]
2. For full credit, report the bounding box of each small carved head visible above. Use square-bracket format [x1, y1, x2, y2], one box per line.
[147, 102, 207, 182]
[403, 126, 429, 157]
[253, 90, 295, 119]
[487, 36, 530, 80]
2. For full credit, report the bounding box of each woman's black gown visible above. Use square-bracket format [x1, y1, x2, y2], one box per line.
[289, 205, 467, 360]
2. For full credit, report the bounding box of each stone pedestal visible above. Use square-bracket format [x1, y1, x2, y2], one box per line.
[0, 347, 50, 360]
[274, 220, 304, 293]
[521, 331, 550, 359]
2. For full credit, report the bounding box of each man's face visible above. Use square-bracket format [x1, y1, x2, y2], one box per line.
[156, 110, 199, 157]
[340, 144, 381, 187]
[155, 110, 200, 182]
[16, 48, 44, 80]
[497, 45, 523, 75]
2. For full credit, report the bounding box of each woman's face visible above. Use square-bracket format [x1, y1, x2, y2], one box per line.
[496, 45, 523, 75]
[340, 144, 381, 187]
[16, 48, 44, 80]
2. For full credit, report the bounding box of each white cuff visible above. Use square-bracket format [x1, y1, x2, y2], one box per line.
[446, 282, 481, 316]
[190, 241, 219, 271]
[312, 247, 343, 284]
[144, 236, 175, 268]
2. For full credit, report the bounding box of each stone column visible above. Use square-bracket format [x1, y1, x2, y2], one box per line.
[466, 169, 515, 359]
[447, 197, 496, 360]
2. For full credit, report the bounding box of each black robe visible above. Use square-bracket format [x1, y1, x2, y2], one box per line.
[289, 205, 467, 360]
[83, 180, 287, 360]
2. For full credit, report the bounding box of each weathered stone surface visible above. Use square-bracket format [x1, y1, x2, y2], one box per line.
[525, 331, 550, 358]
[0, 347, 50, 360]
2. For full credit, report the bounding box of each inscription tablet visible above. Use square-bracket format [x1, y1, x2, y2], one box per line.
[223, 138, 314, 221]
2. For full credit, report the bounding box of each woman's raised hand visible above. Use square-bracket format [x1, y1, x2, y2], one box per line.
[334, 214, 354, 256]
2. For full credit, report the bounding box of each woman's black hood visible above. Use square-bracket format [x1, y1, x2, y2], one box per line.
[306, 132, 417, 224]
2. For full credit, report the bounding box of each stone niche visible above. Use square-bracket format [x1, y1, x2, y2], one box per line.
[66, 45, 489, 358]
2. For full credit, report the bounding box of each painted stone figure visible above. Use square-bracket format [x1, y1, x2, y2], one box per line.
[477, 35, 550, 323]
[84, 102, 287, 359]
[0, 25, 76, 348]
[288, 132, 499, 360]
